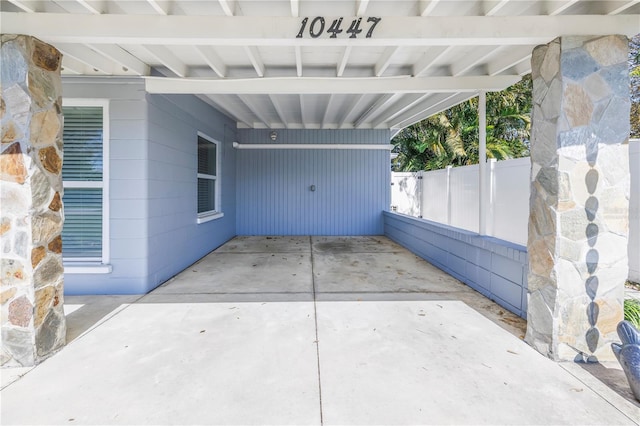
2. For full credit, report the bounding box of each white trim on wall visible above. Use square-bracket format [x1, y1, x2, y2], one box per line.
[197, 131, 223, 224]
[61, 98, 111, 273]
[232, 142, 393, 150]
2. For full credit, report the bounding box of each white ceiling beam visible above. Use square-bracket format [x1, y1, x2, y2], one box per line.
[412, 46, 454, 77]
[371, 93, 429, 127]
[299, 94, 309, 129]
[322, 94, 336, 129]
[514, 61, 531, 76]
[354, 93, 399, 128]
[195, 46, 226, 78]
[485, 0, 511, 16]
[451, 47, 497, 76]
[142, 45, 187, 77]
[374, 46, 400, 77]
[487, 48, 532, 76]
[56, 43, 113, 73]
[290, 0, 299, 17]
[337, 46, 352, 77]
[548, 0, 580, 15]
[237, 95, 270, 127]
[608, 0, 640, 15]
[88, 44, 150, 75]
[268, 95, 289, 128]
[294, 46, 303, 77]
[244, 46, 265, 77]
[61, 55, 85, 74]
[218, 0, 234, 16]
[420, 0, 441, 16]
[356, 0, 370, 16]
[7, 13, 639, 45]
[390, 92, 473, 129]
[337, 94, 366, 129]
[7, 0, 36, 13]
[200, 95, 252, 128]
[145, 75, 523, 95]
[146, 0, 168, 15]
[74, 0, 102, 14]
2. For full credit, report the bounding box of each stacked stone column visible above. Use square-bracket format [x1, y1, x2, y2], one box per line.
[526, 35, 630, 361]
[1, 35, 66, 367]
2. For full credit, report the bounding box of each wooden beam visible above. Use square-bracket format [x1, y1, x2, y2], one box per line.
[337, 46, 352, 77]
[56, 43, 113, 73]
[374, 46, 400, 77]
[356, 0, 370, 16]
[244, 46, 265, 77]
[144, 75, 523, 94]
[218, 0, 234, 16]
[6, 13, 639, 45]
[142, 45, 187, 77]
[609, 0, 640, 15]
[485, 0, 511, 16]
[420, 0, 441, 16]
[548, 0, 580, 15]
[294, 46, 303, 77]
[268, 95, 289, 128]
[413, 46, 454, 77]
[195, 46, 226, 78]
[146, 0, 168, 15]
[237, 95, 270, 127]
[7, 0, 36, 13]
[88, 44, 150, 75]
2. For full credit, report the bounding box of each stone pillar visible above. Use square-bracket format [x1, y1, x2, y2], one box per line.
[1, 35, 66, 367]
[527, 35, 630, 361]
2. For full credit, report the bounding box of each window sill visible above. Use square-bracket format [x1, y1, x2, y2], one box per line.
[197, 212, 224, 224]
[64, 264, 113, 274]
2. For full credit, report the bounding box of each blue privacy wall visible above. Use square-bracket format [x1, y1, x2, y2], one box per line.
[384, 211, 529, 318]
[236, 129, 390, 235]
[62, 78, 237, 294]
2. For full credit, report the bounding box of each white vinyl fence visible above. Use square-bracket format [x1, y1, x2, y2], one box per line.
[391, 139, 640, 282]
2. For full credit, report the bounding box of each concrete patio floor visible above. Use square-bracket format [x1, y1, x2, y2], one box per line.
[2, 236, 639, 425]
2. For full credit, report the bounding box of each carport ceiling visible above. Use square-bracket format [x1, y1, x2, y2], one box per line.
[2, 0, 639, 132]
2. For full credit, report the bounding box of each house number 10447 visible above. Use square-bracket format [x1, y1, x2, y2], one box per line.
[296, 17, 382, 39]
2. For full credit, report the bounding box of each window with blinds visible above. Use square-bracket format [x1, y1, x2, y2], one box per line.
[61, 103, 108, 262]
[197, 134, 220, 218]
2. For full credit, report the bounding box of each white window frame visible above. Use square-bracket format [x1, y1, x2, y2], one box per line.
[62, 98, 111, 274]
[197, 131, 223, 224]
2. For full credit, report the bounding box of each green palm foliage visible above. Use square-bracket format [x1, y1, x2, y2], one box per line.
[392, 75, 532, 171]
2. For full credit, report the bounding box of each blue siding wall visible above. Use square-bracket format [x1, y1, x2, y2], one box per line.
[236, 129, 390, 235]
[62, 78, 237, 294]
[384, 211, 529, 318]
[63, 78, 150, 294]
[146, 94, 236, 289]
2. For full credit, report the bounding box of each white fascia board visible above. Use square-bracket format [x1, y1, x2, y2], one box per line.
[145, 75, 522, 94]
[4, 13, 639, 45]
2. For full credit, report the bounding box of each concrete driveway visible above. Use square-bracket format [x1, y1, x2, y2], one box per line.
[2, 236, 639, 425]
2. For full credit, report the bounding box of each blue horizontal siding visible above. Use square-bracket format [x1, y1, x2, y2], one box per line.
[384, 211, 529, 318]
[237, 129, 390, 236]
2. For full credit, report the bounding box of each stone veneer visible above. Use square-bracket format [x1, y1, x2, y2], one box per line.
[526, 35, 630, 361]
[1, 35, 66, 367]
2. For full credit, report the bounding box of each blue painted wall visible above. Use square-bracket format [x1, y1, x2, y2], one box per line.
[236, 129, 390, 235]
[62, 78, 237, 294]
[146, 94, 237, 289]
[384, 211, 529, 318]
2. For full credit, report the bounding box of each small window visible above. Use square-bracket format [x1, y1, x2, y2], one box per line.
[197, 133, 221, 221]
[61, 100, 109, 264]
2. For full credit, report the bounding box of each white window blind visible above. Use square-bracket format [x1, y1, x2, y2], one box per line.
[197, 134, 220, 217]
[61, 103, 108, 262]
